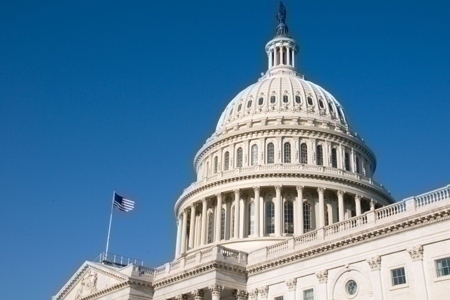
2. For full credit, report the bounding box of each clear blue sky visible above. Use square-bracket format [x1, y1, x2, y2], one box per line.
[0, 1, 449, 298]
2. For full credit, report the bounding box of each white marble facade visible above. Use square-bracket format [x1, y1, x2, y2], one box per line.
[53, 3, 450, 300]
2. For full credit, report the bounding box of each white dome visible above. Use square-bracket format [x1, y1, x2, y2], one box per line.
[216, 69, 349, 133]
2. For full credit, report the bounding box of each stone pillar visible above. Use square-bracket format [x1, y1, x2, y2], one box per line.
[318, 188, 325, 228]
[258, 286, 269, 300]
[200, 199, 208, 245]
[239, 194, 246, 238]
[337, 190, 345, 222]
[269, 49, 273, 69]
[175, 216, 182, 257]
[408, 245, 429, 300]
[233, 290, 248, 300]
[191, 289, 205, 300]
[209, 284, 223, 300]
[315, 269, 328, 300]
[355, 194, 362, 216]
[225, 197, 231, 240]
[367, 256, 383, 300]
[180, 210, 188, 254]
[286, 278, 297, 300]
[189, 205, 196, 249]
[296, 186, 304, 235]
[215, 193, 222, 242]
[254, 186, 261, 237]
[234, 189, 240, 239]
[287, 46, 291, 66]
[275, 185, 282, 236]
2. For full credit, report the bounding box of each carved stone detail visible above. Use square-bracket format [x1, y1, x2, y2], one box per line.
[296, 185, 304, 192]
[209, 284, 224, 296]
[370, 199, 377, 211]
[317, 187, 326, 194]
[275, 185, 282, 192]
[248, 288, 259, 300]
[367, 256, 381, 270]
[337, 190, 345, 196]
[233, 289, 248, 300]
[74, 270, 98, 300]
[191, 289, 205, 300]
[285, 278, 297, 290]
[175, 295, 188, 300]
[258, 286, 269, 298]
[316, 269, 328, 283]
[253, 186, 260, 192]
[408, 245, 424, 261]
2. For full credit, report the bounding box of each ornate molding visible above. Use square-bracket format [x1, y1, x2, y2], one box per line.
[317, 187, 326, 194]
[248, 288, 259, 300]
[285, 277, 297, 291]
[316, 269, 328, 283]
[366, 256, 381, 271]
[408, 245, 424, 261]
[337, 190, 345, 196]
[258, 286, 269, 298]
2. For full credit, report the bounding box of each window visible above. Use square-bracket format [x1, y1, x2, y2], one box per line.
[346, 280, 358, 296]
[324, 205, 329, 226]
[231, 206, 235, 238]
[270, 95, 276, 104]
[258, 97, 264, 105]
[266, 201, 275, 234]
[331, 148, 338, 168]
[316, 145, 323, 166]
[328, 102, 334, 112]
[356, 156, 360, 174]
[214, 156, 218, 173]
[247, 100, 252, 108]
[283, 95, 289, 103]
[301, 143, 308, 164]
[303, 202, 312, 232]
[267, 143, 274, 164]
[237, 103, 242, 112]
[220, 208, 225, 240]
[391, 267, 406, 286]
[237, 147, 243, 168]
[295, 95, 301, 104]
[303, 289, 314, 300]
[229, 108, 233, 116]
[319, 99, 324, 109]
[251, 144, 258, 166]
[307, 97, 313, 106]
[344, 152, 350, 171]
[207, 212, 214, 243]
[248, 202, 255, 235]
[284, 142, 291, 163]
[436, 257, 450, 277]
[224, 151, 230, 171]
[275, 297, 283, 300]
[284, 201, 294, 234]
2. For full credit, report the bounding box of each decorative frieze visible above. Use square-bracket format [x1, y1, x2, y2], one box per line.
[408, 245, 424, 261]
[315, 269, 328, 283]
[285, 278, 297, 291]
[366, 256, 381, 271]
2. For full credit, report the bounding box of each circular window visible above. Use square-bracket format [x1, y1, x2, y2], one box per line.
[247, 100, 252, 108]
[237, 104, 242, 112]
[283, 95, 289, 103]
[258, 97, 264, 105]
[346, 280, 358, 296]
[307, 97, 313, 106]
[295, 95, 301, 104]
[319, 99, 325, 109]
[270, 95, 276, 104]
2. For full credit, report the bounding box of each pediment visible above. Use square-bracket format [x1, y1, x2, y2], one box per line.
[54, 261, 129, 300]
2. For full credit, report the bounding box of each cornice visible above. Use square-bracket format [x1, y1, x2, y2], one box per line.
[246, 205, 450, 275]
[80, 279, 153, 300]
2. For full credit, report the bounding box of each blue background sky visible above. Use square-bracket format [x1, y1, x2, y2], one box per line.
[0, 1, 449, 298]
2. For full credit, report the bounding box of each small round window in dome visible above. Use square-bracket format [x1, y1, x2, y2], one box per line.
[307, 97, 313, 106]
[258, 97, 264, 105]
[346, 280, 358, 296]
[270, 96, 276, 104]
[238, 104, 242, 112]
[328, 102, 334, 112]
[247, 100, 252, 108]
[283, 95, 289, 103]
[295, 95, 301, 104]
[319, 99, 325, 109]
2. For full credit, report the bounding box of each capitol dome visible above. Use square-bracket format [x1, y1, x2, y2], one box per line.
[173, 2, 394, 255]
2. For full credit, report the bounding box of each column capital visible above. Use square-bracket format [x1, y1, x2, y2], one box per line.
[258, 286, 269, 298]
[215, 193, 222, 199]
[275, 185, 282, 192]
[367, 255, 381, 271]
[209, 284, 224, 296]
[296, 185, 304, 192]
[315, 269, 328, 283]
[234, 189, 240, 195]
[175, 295, 188, 300]
[253, 186, 260, 192]
[407, 245, 424, 261]
[232, 289, 248, 300]
[191, 289, 204, 300]
[285, 278, 297, 291]
[248, 288, 259, 300]
[355, 194, 362, 200]
[337, 190, 345, 196]
[317, 187, 326, 194]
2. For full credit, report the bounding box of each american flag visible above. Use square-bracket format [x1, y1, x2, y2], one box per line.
[113, 193, 135, 212]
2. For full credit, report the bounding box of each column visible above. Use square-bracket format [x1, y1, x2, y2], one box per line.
[355, 194, 362, 216]
[268, 49, 273, 69]
[239, 194, 246, 238]
[188, 205, 196, 249]
[209, 284, 224, 300]
[408, 245, 429, 300]
[200, 198, 208, 245]
[287, 46, 291, 67]
[259, 188, 265, 237]
[234, 189, 240, 239]
[286, 278, 297, 300]
[292, 48, 295, 67]
[280, 46, 284, 64]
[275, 185, 282, 236]
[225, 197, 231, 240]
[215, 193, 222, 242]
[180, 210, 188, 254]
[318, 188, 325, 228]
[175, 216, 182, 257]
[315, 270, 328, 300]
[254, 186, 261, 237]
[337, 190, 345, 222]
[191, 289, 204, 300]
[367, 256, 383, 300]
[296, 186, 304, 235]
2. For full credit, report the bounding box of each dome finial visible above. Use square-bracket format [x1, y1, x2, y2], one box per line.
[276, 1, 289, 36]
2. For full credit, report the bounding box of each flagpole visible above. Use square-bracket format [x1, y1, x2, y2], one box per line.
[105, 189, 116, 259]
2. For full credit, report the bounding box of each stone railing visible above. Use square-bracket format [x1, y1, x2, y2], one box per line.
[324, 214, 368, 236]
[376, 201, 406, 220]
[415, 185, 450, 207]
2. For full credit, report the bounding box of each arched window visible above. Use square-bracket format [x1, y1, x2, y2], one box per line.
[356, 156, 360, 174]
[328, 102, 334, 113]
[331, 148, 338, 168]
[267, 143, 274, 164]
[307, 97, 314, 106]
[214, 156, 218, 173]
[258, 97, 264, 105]
[317, 145, 323, 166]
[251, 144, 258, 166]
[283, 95, 289, 103]
[265, 201, 275, 234]
[319, 99, 325, 109]
[345, 152, 350, 171]
[303, 202, 312, 232]
[295, 95, 301, 104]
[284, 142, 291, 163]
[231, 205, 235, 238]
[247, 100, 252, 108]
[248, 202, 255, 235]
[236, 147, 243, 168]
[220, 208, 225, 240]
[284, 201, 294, 234]
[270, 95, 276, 104]
[207, 211, 214, 243]
[224, 151, 230, 171]
[301, 143, 308, 164]
[237, 103, 242, 112]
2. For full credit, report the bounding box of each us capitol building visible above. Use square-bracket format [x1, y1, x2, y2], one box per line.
[54, 3, 450, 300]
